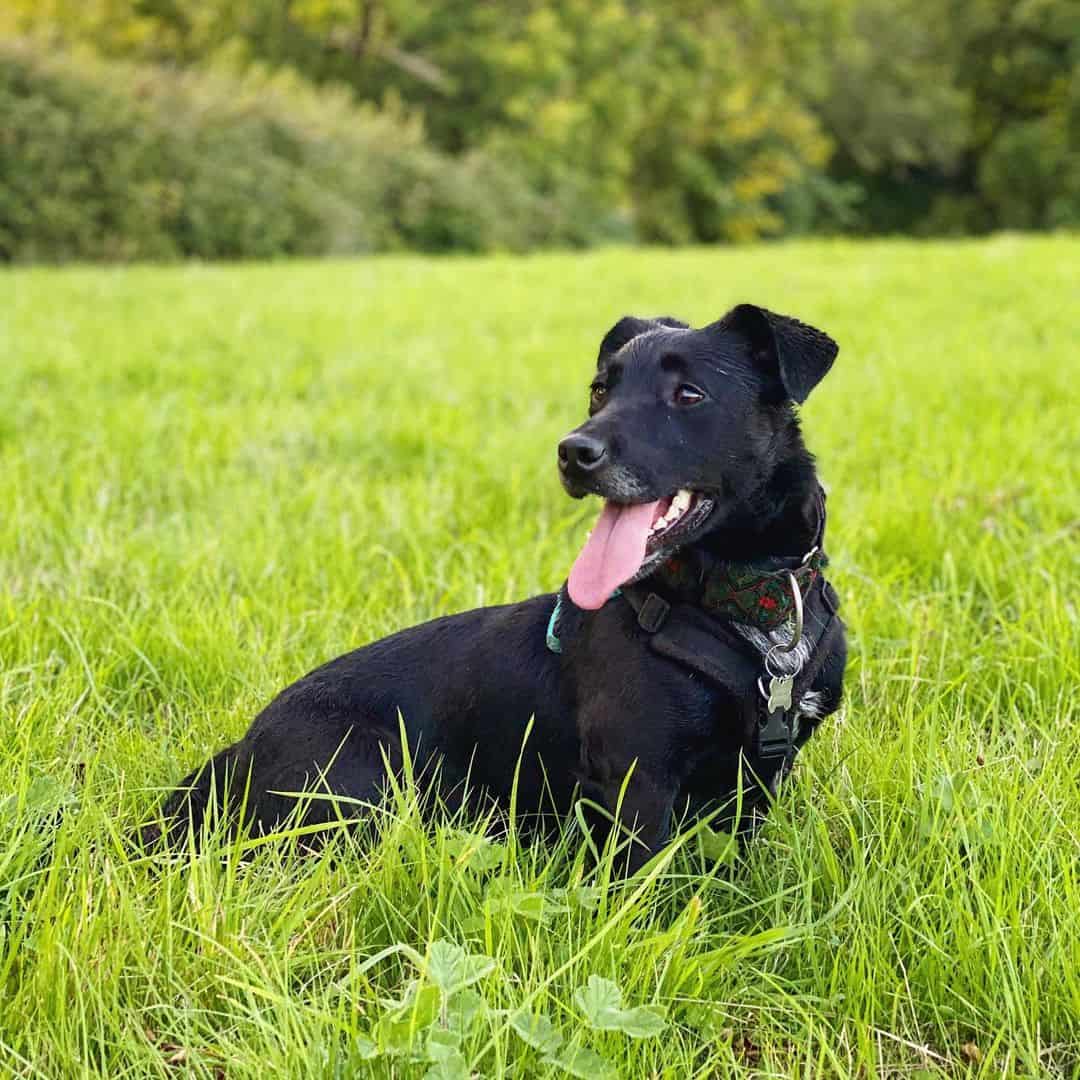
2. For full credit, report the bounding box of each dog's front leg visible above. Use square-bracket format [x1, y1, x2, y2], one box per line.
[578, 758, 676, 876]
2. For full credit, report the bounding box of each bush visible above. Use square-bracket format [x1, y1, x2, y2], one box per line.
[977, 113, 1080, 231]
[0, 40, 618, 262]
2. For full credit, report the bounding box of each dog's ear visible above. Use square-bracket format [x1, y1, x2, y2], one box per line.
[597, 315, 689, 365]
[714, 304, 838, 404]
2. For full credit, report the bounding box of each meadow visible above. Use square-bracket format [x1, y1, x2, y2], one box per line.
[1, 235, 1078, 1078]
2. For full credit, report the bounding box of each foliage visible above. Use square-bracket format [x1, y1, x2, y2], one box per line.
[2, 0, 1077, 258]
[769, 0, 1080, 233]
[0, 38, 613, 262]
[1, 238, 1078, 1075]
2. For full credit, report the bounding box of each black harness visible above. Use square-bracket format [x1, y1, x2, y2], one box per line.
[549, 491, 843, 797]
[622, 569, 842, 794]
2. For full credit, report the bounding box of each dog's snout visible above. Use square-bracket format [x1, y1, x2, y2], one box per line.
[558, 433, 607, 474]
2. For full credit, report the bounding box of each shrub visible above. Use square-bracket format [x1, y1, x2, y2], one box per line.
[0, 40, 619, 262]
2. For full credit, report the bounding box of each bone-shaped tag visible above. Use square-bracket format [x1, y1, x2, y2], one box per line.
[767, 674, 793, 713]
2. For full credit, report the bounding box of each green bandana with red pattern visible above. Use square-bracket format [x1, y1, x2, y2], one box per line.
[656, 549, 828, 631]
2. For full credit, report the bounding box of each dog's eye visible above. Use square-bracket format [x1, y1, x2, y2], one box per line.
[673, 384, 706, 406]
[590, 384, 608, 408]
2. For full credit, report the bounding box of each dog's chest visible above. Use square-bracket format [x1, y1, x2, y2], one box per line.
[568, 602, 736, 755]
[732, 621, 827, 722]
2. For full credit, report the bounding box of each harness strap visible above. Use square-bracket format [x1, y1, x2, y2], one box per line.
[623, 587, 761, 688]
[754, 595, 842, 774]
[623, 575, 841, 791]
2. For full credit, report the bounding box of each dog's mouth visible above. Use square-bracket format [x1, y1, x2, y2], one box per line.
[645, 488, 714, 549]
[567, 489, 715, 610]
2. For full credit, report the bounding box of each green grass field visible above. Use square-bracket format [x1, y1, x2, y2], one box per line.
[1, 236, 1078, 1078]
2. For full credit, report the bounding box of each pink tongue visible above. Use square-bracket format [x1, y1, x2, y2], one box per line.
[567, 500, 660, 610]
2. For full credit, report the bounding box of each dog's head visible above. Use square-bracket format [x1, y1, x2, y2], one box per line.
[558, 304, 838, 609]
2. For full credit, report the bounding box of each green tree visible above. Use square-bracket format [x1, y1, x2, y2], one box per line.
[3, 0, 1077, 248]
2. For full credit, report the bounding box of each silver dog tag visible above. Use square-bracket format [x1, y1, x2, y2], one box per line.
[767, 675, 793, 713]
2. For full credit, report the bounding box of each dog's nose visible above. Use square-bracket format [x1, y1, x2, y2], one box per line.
[558, 433, 607, 473]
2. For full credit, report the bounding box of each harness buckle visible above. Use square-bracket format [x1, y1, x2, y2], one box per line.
[636, 592, 671, 634]
[757, 699, 794, 761]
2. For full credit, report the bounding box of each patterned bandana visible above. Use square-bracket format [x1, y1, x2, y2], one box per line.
[655, 549, 828, 631]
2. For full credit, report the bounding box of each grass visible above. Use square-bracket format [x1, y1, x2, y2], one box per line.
[1, 234, 1078, 1079]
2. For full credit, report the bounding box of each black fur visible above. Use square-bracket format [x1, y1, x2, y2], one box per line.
[147, 304, 846, 871]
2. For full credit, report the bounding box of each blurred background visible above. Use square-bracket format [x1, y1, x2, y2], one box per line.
[1, 0, 1077, 263]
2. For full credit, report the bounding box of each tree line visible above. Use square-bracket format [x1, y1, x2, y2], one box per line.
[2, 0, 1076, 260]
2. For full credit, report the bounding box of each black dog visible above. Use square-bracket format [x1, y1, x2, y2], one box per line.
[149, 304, 846, 871]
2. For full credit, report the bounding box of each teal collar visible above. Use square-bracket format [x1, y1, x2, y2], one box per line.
[545, 593, 565, 653]
[545, 587, 621, 654]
